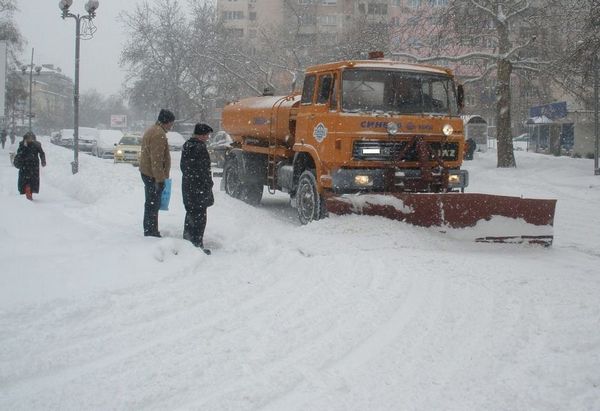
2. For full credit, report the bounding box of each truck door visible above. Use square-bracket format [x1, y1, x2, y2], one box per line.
[306, 73, 337, 156]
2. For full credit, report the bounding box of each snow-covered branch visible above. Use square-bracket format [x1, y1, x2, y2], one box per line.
[469, 0, 495, 18]
[391, 50, 498, 63]
[504, 1, 531, 21]
[463, 63, 498, 84]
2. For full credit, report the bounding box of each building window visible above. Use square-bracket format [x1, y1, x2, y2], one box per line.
[224, 28, 244, 37]
[249, 11, 256, 21]
[427, 0, 448, 5]
[319, 15, 337, 26]
[408, 0, 421, 7]
[222, 10, 244, 20]
[300, 13, 317, 25]
[367, 3, 388, 15]
[407, 16, 419, 26]
[392, 0, 401, 6]
[390, 16, 401, 26]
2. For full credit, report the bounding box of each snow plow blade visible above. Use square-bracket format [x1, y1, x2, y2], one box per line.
[325, 193, 557, 246]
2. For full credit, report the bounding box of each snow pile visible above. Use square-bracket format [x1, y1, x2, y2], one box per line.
[336, 193, 414, 214]
[441, 215, 554, 242]
[1, 139, 599, 410]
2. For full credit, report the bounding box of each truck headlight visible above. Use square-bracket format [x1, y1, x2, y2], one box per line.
[448, 174, 461, 185]
[448, 170, 469, 189]
[387, 122, 399, 135]
[354, 175, 372, 186]
[442, 124, 454, 136]
[116, 149, 123, 155]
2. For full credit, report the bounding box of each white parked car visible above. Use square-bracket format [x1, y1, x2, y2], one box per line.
[167, 131, 187, 151]
[93, 130, 124, 158]
[56, 129, 74, 147]
[55, 127, 99, 151]
[78, 127, 100, 152]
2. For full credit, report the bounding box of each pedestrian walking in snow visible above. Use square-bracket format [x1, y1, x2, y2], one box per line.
[139, 108, 175, 237]
[9, 129, 15, 145]
[1, 129, 6, 149]
[181, 123, 214, 254]
[13, 131, 46, 200]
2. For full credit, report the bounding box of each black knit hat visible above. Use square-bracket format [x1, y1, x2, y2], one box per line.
[157, 108, 175, 124]
[193, 123, 213, 135]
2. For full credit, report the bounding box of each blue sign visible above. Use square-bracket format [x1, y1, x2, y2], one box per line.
[529, 101, 567, 120]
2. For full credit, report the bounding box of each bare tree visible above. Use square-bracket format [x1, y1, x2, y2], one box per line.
[393, 0, 569, 168]
[120, 0, 195, 122]
[551, 1, 600, 109]
[0, 0, 25, 127]
[79, 90, 128, 128]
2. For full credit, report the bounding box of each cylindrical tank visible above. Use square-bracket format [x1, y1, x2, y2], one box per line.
[222, 94, 300, 147]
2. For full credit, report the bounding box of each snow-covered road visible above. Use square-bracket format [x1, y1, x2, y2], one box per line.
[1, 138, 599, 410]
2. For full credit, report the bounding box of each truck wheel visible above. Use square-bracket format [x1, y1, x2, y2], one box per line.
[296, 170, 325, 225]
[241, 182, 263, 205]
[224, 159, 242, 199]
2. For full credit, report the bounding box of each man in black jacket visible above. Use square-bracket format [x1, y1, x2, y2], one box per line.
[181, 123, 214, 254]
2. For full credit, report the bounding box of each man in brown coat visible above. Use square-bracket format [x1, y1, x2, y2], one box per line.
[140, 108, 175, 237]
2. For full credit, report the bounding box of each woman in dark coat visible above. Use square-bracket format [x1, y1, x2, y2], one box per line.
[14, 132, 46, 200]
[180, 123, 214, 254]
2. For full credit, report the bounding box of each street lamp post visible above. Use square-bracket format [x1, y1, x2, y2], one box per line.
[21, 49, 42, 132]
[58, 0, 99, 175]
[594, 53, 599, 175]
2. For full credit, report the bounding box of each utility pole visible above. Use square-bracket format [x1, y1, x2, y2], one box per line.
[28, 49, 33, 132]
[594, 53, 599, 175]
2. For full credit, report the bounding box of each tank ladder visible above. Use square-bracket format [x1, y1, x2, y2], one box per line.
[267, 106, 278, 195]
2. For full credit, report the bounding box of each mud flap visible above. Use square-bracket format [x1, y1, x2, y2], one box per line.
[325, 193, 557, 246]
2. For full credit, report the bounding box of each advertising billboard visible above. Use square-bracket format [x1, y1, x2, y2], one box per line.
[110, 114, 127, 128]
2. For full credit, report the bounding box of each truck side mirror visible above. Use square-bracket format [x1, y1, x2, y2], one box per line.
[457, 84, 465, 112]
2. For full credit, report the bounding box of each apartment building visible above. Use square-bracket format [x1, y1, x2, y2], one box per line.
[217, 1, 400, 42]
[217, 0, 284, 39]
[24, 65, 73, 133]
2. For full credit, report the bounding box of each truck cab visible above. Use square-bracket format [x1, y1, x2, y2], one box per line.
[294, 59, 467, 196]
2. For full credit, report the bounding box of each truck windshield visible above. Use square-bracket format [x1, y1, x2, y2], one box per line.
[341, 69, 458, 115]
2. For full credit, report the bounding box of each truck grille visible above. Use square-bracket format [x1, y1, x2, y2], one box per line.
[353, 140, 459, 162]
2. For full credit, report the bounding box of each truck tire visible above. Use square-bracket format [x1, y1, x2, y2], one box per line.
[241, 182, 263, 205]
[223, 158, 242, 199]
[224, 153, 264, 205]
[296, 170, 325, 225]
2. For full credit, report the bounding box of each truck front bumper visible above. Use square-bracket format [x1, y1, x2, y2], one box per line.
[329, 168, 468, 193]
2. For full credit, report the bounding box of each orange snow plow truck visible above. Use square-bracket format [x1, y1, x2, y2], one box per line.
[221, 53, 557, 245]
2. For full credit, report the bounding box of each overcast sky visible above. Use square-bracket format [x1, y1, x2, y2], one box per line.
[15, 0, 138, 96]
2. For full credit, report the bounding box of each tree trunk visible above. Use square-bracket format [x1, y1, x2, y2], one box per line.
[496, 58, 516, 167]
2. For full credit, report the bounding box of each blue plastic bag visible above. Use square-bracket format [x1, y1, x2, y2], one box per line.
[159, 178, 172, 211]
